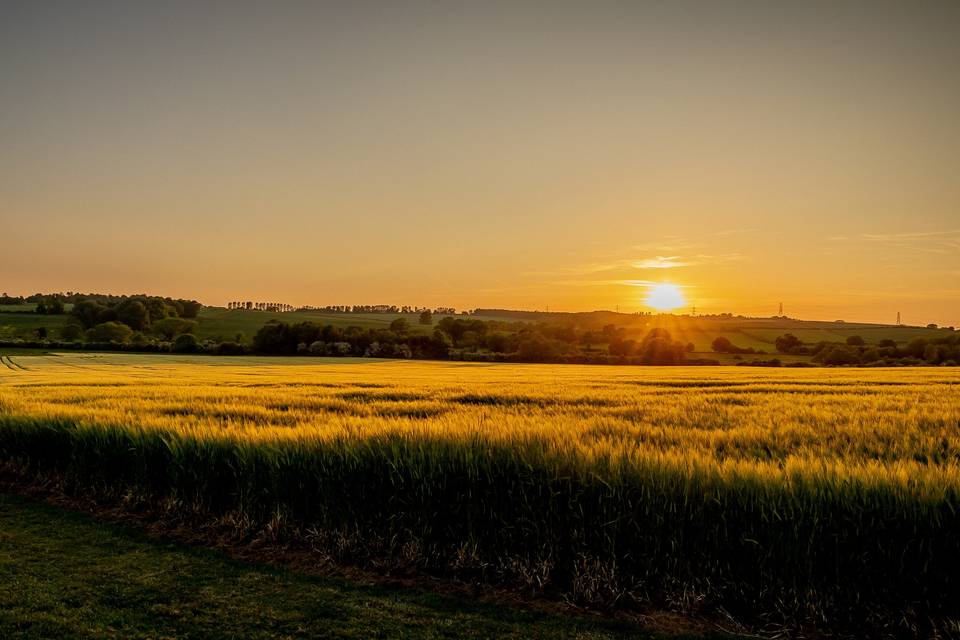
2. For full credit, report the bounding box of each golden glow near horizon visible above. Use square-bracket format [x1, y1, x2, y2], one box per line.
[0, 4, 958, 325]
[644, 284, 687, 312]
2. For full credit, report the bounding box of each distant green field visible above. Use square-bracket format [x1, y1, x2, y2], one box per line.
[192, 308, 463, 342]
[739, 326, 951, 345]
[668, 325, 950, 353]
[0, 313, 67, 340]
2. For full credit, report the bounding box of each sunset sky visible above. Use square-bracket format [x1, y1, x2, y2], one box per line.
[2, 2, 958, 325]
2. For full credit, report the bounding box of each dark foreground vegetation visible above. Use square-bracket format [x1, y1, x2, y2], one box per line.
[0, 493, 679, 639]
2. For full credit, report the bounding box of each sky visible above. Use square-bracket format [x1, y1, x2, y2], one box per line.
[1, 1, 959, 325]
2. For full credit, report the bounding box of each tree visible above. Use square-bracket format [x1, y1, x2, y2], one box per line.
[418, 310, 433, 325]
[638, 329, 686, 365]
[711, 337, 734, 353]
[116, 300, 149, 331]
[608, 338, 636, 356]
[253, 321, 295, 354]
[172, 333, 200, 353]
[390, 317, 411, 334]
[216, 341, 245, 355]
[144, 298, 172, 322]
[86, 321, 134, 344]
[846, 335, 865, 346]
[179, 300, 203, 318]
[517, 336, 561, 361]
[60, 321, 85, 341]
[905, 338, 929, 359]
[580, 330, 599, 352]
[152, 317, 198, 340]
[816, 345, 861, 366]
[775, 333, 803, 354]
[72, 300, 106, 329]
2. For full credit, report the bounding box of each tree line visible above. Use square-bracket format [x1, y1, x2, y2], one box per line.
[237, 303, 458, 315]
[61, 295, 202, 343]
[247, 317, 705, 365]
[715, 332, 960, 366]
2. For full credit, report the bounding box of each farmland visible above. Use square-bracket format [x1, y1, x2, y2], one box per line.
[1, 304, 954, 369]
[1, 354, 958, 635]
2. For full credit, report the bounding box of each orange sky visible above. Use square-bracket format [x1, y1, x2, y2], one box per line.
[1, 3, 958, 325]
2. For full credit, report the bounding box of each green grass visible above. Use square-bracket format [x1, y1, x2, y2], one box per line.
[0, 314, 67, 340]
[738, 326, 950, 345]
[192, 308, 462, 342]
[0, 493, 723, 640]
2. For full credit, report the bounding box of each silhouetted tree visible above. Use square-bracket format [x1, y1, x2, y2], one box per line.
[775, 333, 803, 354]
[390, 317, 411, 334]
[86, 322, 133, 344]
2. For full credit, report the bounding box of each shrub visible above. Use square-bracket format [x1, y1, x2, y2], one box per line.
[85, 322, 134, 344]
[172, 333, 200, 353]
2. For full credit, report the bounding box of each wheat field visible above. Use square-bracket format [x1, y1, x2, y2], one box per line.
[1, 352, 959, 629]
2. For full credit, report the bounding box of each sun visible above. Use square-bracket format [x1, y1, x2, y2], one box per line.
[644, 283, 687, 311]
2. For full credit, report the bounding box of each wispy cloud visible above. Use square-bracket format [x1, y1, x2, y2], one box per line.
[829, 229, 960, 253]
[632, 256, 689, 269]
[615, 279, 691, 288]
[524, 231, 754, 288]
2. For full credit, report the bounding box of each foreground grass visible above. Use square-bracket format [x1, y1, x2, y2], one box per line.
[0, 493, 722, 640]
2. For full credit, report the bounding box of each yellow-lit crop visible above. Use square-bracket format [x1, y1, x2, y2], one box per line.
[1, 352, 959, 628]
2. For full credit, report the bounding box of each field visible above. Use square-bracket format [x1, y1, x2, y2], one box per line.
[1, 354, 959, 634]
[1, 305, 951, 356]
[191, 308, 471, 342]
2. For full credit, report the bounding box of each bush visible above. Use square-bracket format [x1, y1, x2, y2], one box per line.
[816, 346, 862, 366]
[60, 322, 85, 342]
[172, 333, 200, 353]
[85, 322, 134, 344]
[215, 342, 246, 355]
[153, 317, 198, 341]
[775, 334, 803, 354]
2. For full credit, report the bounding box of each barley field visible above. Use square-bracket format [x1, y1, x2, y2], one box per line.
[1, 353, 959, 631]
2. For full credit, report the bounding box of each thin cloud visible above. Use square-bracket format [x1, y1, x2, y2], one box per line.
[830, 229, 960, 251]
[632, 256, 690, 269]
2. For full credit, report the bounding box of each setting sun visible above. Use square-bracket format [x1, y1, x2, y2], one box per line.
[644, 283, 687, 311]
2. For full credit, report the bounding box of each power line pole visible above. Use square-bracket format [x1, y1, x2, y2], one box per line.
[779, 302, 783, 316]
[896, 311, 901, 326]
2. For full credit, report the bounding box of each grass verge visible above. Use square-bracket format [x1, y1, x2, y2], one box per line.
[0, 492, 737, 639]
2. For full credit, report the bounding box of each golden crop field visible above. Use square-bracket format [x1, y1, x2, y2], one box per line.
[2, 352, 959, 629]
